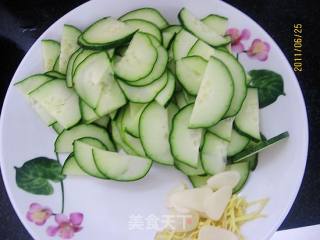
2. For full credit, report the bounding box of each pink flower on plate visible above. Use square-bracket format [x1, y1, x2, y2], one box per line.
[247, 39, 271, 61]
[226, 28, 251, 53]
[26, 203, 52, 226]
[47, 213, 84, 239]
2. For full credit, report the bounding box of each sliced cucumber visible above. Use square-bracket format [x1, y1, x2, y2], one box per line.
[15, 74, 53, 96]
[202, 14, 228, 36]
[110, 110, 118, 120]
[107, 48, 115, 58]
[118, 71, 167, 103]
[80, 100, 100, 124]
[139, 102, 174, 165]
[73, 138, 107, 178]
[41, 40, 60, 71]
[189, 42, 247, 118]
[173, 29, 198, 60]
[94, 115, 110, 128]
[123, 103, 147, 137]
[29, 80, 81, 129]
[93, 148, 153, 181]
[72, 49, 97, 76]
[178, 8, 230, 47]
[111, 120, 136, 155]
[162, 25, 182, 49]
[175, 160, 205, 176]
[230, 132, 289, 162]
[189, 57, 234, 128]
[53, 56, 60, 72]
[175, 91, 188, 109]
[189, 175, 211, 188]
[125, 39, 168, 87]
[201, 132, 228, 175]
[183, 91, 196, 104]
[55, 124, 115, 153]
[155, 71, 175, 107]
[80, 17, 136, 49]
[62, 154, 87, 176]
[226, 161, 250, 193]
[124, 19, 162, 43]
[169, 104, 202, 168]
[113, 32, 158, 81]
[59, 25, 81, 74]
[52, 122, 64, 134]
[94, 75, 127, 117]
[208, 117, 234, 142]
[66, 49, 81, 87]
[227, 129, 250, 157]
[119, 8, 169, 29]
[73, 52, 113, 108]
[176, 56, 207, 95]
[45, 71, 65, 79]
[167, 102, 179, 130]
[235, 88, 261, 141]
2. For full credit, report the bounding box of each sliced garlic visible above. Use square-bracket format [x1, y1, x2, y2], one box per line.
[166, 210, 199, 233]
[198, 225, 239, 240]
[207, 171, 240, 190]
[166, 183, 188, 209]
[169, 187, 212, 213]
[203, 186, 232, 220]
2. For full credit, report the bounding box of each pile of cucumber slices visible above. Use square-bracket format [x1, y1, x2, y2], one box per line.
[16, 7, 289, 191]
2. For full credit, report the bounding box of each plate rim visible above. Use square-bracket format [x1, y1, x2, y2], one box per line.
[0, 0, 309, 239]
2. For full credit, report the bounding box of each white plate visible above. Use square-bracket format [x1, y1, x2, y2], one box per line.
[0, 0, 308, 240]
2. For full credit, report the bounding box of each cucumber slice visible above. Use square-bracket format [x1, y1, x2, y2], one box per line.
[80, 101, 100, 124]
[94, 75, 127, 117]
[118, 71, 168, 103]
[201, 132, 228, 175]
[175, 91, 188, 109]
[52, 122, 64, 134]
[189, 42, 247, 118]
[119, 8, 169, 29]
[41, 40, 60, 71]
[59, 25, 81, 74]
[123, 103, 147, 137]
[107, 48, 115, 58]
[169, 104, 202, 168]
[62, 154, 87, 176]
[226, 161, 250, 193]
[93, 148, 153, 181]
[176, 56, 207, 95]
[178, 8, 230, 47]
[94, 115, 110, 128]
[227, 129, 250, 157]
[162, 25, 182, 48]
[66, 49, 81, 87]
[110, 110, 118, 120]
[53, 56, 60, 72]
[173, 29, 197, 60]
[230, 132, 289, 162]
[124, 41, 168, 87]
[73, 52, 113, 108]
[80, 17, 136, 49]
[235, 88, 261, 141]
[45, 71, 65, 79]
[73, 138, 107, 178]
[183, 91, 196, 104]
[55, 124, 115, 153]
[167, 102, 179, 130]
[72, 49, 97, 76]
[189, 175, 211, 188]
[111, 120, 137, 155]
[15, 74, 55, 127]
[202, 14, 228, 36]
[29, 80, 81, 129]
[155, 71, 175, 107]
[189, 57, 234, 128]
[175, 160, 205, 176]
[124, 19, 162, 43]
[208, 117, 234, 142]
[113, 33, 158, 81]
[139, 102, 174, 165]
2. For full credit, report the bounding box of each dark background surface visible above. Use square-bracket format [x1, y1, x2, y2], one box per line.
[0, 0, 319, 239]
